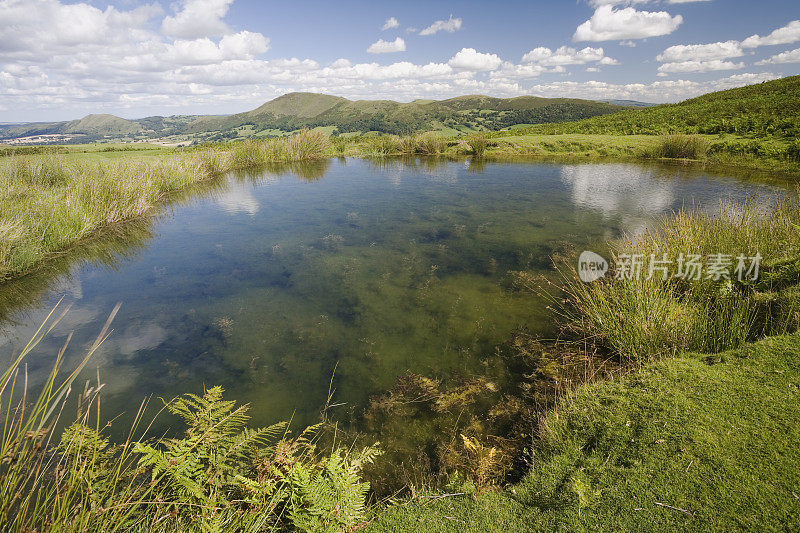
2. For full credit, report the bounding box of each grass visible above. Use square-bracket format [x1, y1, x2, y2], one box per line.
[559, 195, 800, 362]
[0, 130, 329, 281]
[367, 331, 800, 531]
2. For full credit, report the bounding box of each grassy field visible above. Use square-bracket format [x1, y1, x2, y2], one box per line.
[368, 331, 800, 531]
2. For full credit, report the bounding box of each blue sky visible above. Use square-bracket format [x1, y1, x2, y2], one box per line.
[1, 0, 800, 121]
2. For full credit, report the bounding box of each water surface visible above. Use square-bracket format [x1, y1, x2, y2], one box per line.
[0, 158, 788, 433]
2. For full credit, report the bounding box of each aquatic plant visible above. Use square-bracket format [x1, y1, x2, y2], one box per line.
[0, 305, 379, 532]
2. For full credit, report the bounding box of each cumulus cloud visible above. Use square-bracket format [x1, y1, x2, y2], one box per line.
[757, 47, 800, 65]
[574, 6, 683, 42]
[742, 20, 800, 48]
[591, 0, 709, 5]
[448, 48, 502, 71]
[657, 41, 743, 62]
[382, 17, 399, 30]
[367, 37, 406, 54]
[527, 72, 779, 102]
[161, 0, 234, 39]
[522, 46, 617, 66]
[658, 59, 744, 74]
[419, 15, 462, 36]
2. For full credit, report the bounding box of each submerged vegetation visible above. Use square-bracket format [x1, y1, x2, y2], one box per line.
[0, 307, 379, 532]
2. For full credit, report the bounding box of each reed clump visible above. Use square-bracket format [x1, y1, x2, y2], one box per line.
[466, 133, 488, 157]
[654, 134, 711, 159]
[559, 194, 800, 362]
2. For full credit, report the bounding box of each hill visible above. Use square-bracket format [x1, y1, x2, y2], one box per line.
[186, 92, 626, 136]
[0, 113, 142, 140]
[62, 114, 142, 135]
[523, 75, 800, 137]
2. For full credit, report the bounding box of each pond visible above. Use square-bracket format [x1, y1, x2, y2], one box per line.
[0, 157, 790, 485]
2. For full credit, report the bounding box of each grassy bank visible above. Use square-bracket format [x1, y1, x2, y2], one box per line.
[368, 331, 800, 531]
[0, 130, 329, 281]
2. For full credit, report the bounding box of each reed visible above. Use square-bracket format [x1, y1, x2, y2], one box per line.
[558, 194, 800, 362]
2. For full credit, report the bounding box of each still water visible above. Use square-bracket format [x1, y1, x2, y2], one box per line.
[0, 158, 788, 435]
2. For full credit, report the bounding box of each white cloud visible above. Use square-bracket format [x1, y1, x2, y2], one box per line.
[367, 37, 406, 54]
[448, 48, 502, 71]
[161, 0, 234, 39]
[527, 72, 779, 102]
[757, 47, 800, 65]
[574, 6, 683, 42]
[382, 17, 399, 30]
[658, 59, 744, 73]
[657, 40, 743, 62]
[0, 0, 161, 59]
[591, 0, 709, 4]
[742, 20, 800, 48]
[522, 46, 614, 66]
[419, 15, 462, 36]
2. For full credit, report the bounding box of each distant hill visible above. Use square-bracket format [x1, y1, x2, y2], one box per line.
[62, 114, 142, 135]
[6, 76, 795, 144]
[599, 99, 656, 108]
[0, 113, 141, 139]
[526, 75, 800, 137]
[186, 92, 626, 136]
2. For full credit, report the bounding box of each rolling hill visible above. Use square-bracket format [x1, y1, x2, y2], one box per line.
[186, 93, 627, 136]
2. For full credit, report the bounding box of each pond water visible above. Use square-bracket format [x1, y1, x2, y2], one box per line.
[0, 158, 789, 442]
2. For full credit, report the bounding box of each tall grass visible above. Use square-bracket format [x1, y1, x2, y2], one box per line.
[653, 134, 711, 159]
[0, 130, 330, 281]
[466, 133, 488, 157]
[559, 194, 800, 362]
[0, 303, 379, 532]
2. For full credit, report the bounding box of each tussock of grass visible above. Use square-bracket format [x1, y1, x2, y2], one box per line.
[560, 195, 800, 362]
[652, 134, 711, 160]
[466, 133, 488, 157]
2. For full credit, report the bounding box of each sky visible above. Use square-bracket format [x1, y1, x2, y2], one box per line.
[1, 0, 800, 122]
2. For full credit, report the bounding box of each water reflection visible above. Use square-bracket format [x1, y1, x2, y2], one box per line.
[561, 162, 784, 235]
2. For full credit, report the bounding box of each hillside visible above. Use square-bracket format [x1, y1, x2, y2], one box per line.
[523, 75, 800, 137]
[186, 92, 626, 136]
